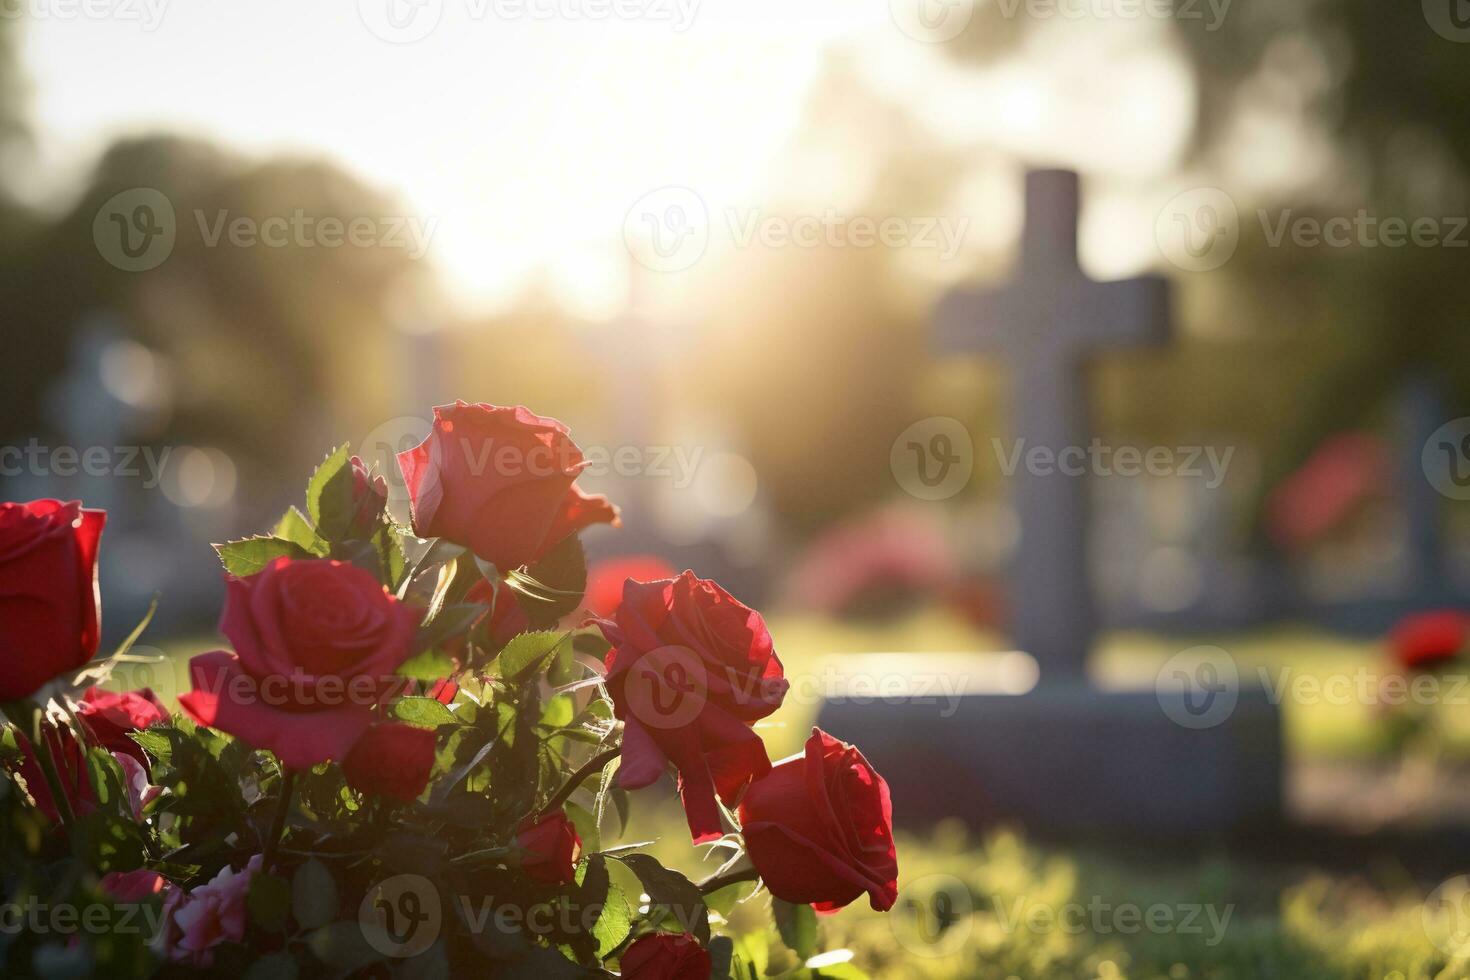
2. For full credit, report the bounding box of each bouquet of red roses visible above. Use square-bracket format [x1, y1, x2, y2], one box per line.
[0, 402, 898, 978]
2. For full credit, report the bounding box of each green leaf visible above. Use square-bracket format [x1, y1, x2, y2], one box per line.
[508, 535, 587, 628]
[497, 631, 571, 682]
[306, 444, 357, 542]
[593, 882, 631, 957]
[293, 858, 339, 930]
[374, 524, 409, 591]
[274, 506, 329, 556]
[84, 746, 130, 814]
[393, 697, 457, 728]
[307, 921, 383, 974]
[248, 873, 292, 932]
[615, 853, 711, 945]
[397, 647, 457, 683]
[214, 535, 311, 576]
[773, 898, 819, 961]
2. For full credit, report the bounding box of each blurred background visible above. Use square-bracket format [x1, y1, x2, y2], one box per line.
[4, 2, 1470, 973]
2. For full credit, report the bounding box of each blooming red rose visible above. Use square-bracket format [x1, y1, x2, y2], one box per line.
[516, 809, 581, 885]
[0, 499, 105, 701]
[342, 722, 437, 802]
[348, 454, 389, 537]
[10, 721, 96, 824]
[178, 558, 421, 770]
[584, 555, 676, 619]
[397, 402, 618, 572]
[596, 571, 787, 843]
[1391, 610, 1470, 671]
[76, 686, 169, 767]
[738, 728, 898, 913]
[620, 934, 712, 980]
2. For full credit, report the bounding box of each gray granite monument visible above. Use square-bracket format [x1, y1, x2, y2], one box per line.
[816, 170, 1283, 839]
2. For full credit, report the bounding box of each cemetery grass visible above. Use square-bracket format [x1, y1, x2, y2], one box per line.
[121, 615, 1470, 978]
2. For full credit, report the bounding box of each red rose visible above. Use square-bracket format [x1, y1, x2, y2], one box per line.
[342, 722, 437, 802]
[516, 809, 581, 885]
[100, 869, 169, 903]
[738, 728, 898, 913]
[584, 555, 676, 619]
[620, 934, 712, 980]
[397, 402, 618, 572]
[76, 686, 169, 767]
[1391, 610, 1470, 671]
[348, 454, 389, 537]
[178, 558, 421, 770]
[596, 571, 787, 844]
[9, 721, 95, 824]
[0, 499, 105, 701]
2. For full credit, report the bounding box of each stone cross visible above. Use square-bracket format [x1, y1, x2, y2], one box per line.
[934, 170, 1172, 680]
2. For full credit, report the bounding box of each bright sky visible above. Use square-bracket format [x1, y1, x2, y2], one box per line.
[16, 0, 1195, 315]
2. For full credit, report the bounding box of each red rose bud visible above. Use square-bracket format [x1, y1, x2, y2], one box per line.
[178, 558, 422, 770]
[396, 402, 618, 572]
[100, 869, 169, 903]
[584, 555, 676, 619]
[516, 810, 581, 885]
[620, 933, 712, 980]
[342, 722, 437, 802]
[348, 455, 389, 537]
[457, 579, 531, 662]
[1391, 610, 1470, 671]
[0, 499, 105, 701]
[738, 728, 898, 913]
[597, 571, 788, 844]
[76, 686, 169, 768]
[9, 721, 96, 825]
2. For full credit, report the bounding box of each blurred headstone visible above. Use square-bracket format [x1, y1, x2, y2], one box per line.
[818, 170, 1282, 839]
[580, 263, 771, 601]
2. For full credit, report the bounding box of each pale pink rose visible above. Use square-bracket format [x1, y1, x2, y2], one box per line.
[113, 751, 161, 821]
[155, 855, 262, 966]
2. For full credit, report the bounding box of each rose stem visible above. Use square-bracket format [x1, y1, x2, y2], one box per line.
[539, 746, 621, 816]
[261, 768, 297, 872]
[697, 866, 760, 895]
[1, 700, 76, 833]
